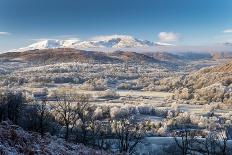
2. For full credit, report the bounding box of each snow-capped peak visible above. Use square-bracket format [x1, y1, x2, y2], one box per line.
[79, 35, 155, 48]
[9, 35, 174, 52]
[9, 39, 62, 52]
[28, 40, 61, 49]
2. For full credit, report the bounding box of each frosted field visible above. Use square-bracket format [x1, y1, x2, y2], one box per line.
[25, 85, 231, 117]
[178, 104, 231, 116]
[71, 89, 172, 98]
[23, 83, 231, 128]
[118, 90, 172, 98]
[23, 84, 171, 97]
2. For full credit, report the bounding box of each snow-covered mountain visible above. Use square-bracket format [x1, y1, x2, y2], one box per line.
[9, 35, 174, 52]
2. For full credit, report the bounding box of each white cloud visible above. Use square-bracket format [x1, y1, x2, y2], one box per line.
[223, 29, 232, 33]
[158, 32, 180, 42]
[0, 32, 10, 36]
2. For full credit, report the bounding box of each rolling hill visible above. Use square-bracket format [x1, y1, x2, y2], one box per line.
[0, 48, 160, 65]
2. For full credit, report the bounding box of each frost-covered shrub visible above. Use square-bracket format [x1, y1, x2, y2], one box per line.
[98, 89, 119, 99]
[202, 102, 221, 114]
[171, 102, 179, 111]
[117, 81, 143, 90]
[137, 105, 151, 115]
[196, 83, 226, 102]
[53, 77, 80, 84]
[157, 126, 167, 135]
[175, 112, 191, 124]
[93, 107, 103, 119]
[174, 87, 192, 100]
[110, 107, 129, 119]
[137, 104, 169, 117]
[145, 84, 170, 91]
[118, 83, 132, 90]
[167, 110, 178, 119]
[166, 112, 203, 130]
[150, 108, 168, 117]
[123, 105, 138, 115]
[223, 111, 232, 119]
[80, 78, 107, 91]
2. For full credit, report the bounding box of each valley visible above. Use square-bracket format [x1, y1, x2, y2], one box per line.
[0, 47, 232, 154]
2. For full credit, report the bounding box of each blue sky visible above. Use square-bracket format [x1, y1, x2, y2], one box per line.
[0, 0, 232, 51]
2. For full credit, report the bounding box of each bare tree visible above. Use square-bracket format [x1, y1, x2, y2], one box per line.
[112, 117, 145, 154]
[53, 94, 80, 141]
[36, 98, 50, 137]
[209, 130, 229, 155]
[73, 95, 100, 145]
[219, 129, 229, 155]
[173, 128, 231, 155]
[173, 129, 198, 155]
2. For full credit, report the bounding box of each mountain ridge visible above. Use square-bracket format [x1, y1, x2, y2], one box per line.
[8, 35, 175, 52]
[0, 48, 161, 64]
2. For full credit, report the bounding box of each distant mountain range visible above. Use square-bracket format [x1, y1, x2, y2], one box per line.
[9, 35, 175, 52]
[2, 34, 232, 66]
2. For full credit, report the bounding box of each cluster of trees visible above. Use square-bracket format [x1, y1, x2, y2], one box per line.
[0, 90, 145, 154]
[2, 73, 82, 86]
[174, 83, 232, 105]
[98, 89, 120, 99]
[51, 94, 145, 154]
[0, 90, 24, 124]
[1, 89, 231, 154]
[144, 76, 183, 92]
[168, 129, 232, 155]
[170, 65, 232, 105]
[0, 90, 58, 136]
[0, 60, 175, 93]
[80, 78, 108, 91]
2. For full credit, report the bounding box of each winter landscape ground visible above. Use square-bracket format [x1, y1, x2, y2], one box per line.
[1, 0, 232, 154]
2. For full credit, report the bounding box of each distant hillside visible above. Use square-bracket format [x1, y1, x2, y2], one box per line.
[146, 52, 181, 62]
[211, 51, 232, 60]
[172, 59, 232, 104]
[176, 52, 212, 60]
[209, 60, 232, 73]
[109, 50, 159, 63]
[0, 48, 121, 64]
[146, 51, 213, 62]
[0, 48, 160, 65]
